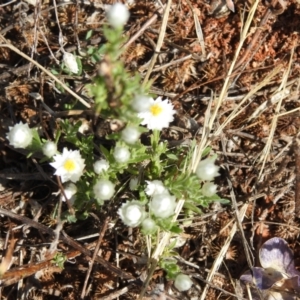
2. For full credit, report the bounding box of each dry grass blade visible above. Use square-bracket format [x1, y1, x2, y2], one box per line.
[186, 0, 206, 60]
[191, 0, 260, 172]
[214, 65, 283, 136]
[142, 0, 172, 85]
[257, 45, 295, 179]
[200, 203, 248, 300]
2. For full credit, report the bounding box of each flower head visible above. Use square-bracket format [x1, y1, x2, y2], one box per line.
[202, 182, 218, 197]
[50, 148, 85, 183]
[6, 122, 33, 149]
[131, 95, 152, 113]
[150, 193, 176, 218]
[60, 182, 77, 204]
[113, 146, 130, 163]
[42, 141, 57, 158]
[93, 159, 109, 175]
[93, 179, 115, 201]
[138, 97, 176, 130]
[118, 200, 145, 227]
[195, 157, 220, 181]
[145, 180, 168, 197]
[106, 3, 130, 28]
[174, 274, 193, 292]
[63, 52, 79, 74]
[121, 125, 141, 144]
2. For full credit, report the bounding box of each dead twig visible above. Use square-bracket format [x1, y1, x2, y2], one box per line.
[293, 134, 300, 217]
[0, 208, 134, 279]
[80, 217, 110, 299]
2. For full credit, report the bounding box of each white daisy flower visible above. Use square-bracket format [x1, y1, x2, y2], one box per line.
[93, 159, 109, 174]
[138, 97, 176, 130]
[6, 122, 33, 149]
[50, 148, 85, 183]
[118, 200, 145, 227]
[93, 179, 115, 201]
[42, 141, 57, 158]
[106, 3, 130, 28]
[145, 180, 168, 196]
[121, 125, 140, 144]
[202, 182, 218, 197]
[149, 192, 176, 218]
[195, 157, 220, 181]
[63, 52, 79, 74]
[113, 146, 130, 163]
[60, 182, 77, 204]
[174, 274, 193, 291]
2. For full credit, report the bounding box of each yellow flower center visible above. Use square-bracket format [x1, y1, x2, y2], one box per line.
[150, 104, 163, 116]
[63, 159, 76, 172]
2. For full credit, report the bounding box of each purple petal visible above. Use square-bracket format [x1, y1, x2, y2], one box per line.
[259, 237, 295, 274]
[252, 267, 284, 290]
[240, 270, 254, 284]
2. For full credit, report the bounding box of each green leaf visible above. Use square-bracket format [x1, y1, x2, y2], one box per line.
[86, 30, 93, 40]
[170, 225, 182, 234]
[76, 56, 83, 76]
[201, 146, 212, 158]
[166, 153, 178, 160]
[159, 259, 180, 280]
[183, 202, 203, 214]
[214, 198, 230, 204]
[51, 68, 59, 75]
[51, 252, 67, 269]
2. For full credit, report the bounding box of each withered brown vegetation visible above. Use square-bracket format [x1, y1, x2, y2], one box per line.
[0, 0, 300, 299]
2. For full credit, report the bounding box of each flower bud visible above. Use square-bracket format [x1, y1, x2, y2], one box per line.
[113, 146, 130, 163]
[174, 274, 193, 291]
[150, 193, 176, 218]
[121, 126, 141, 144]
[6, 122, 33, 149]
[195, 157, 220, 181]
[129, 177, 139, 191]
[42, 141, 57, 158]
[202, 182, 218, 197]
[93, 159, 109, 174]
[118, 200, 145, 227]
[93, 179, 115, 201]
[106, 3, 130, 28]
[131, 95, 152, 113]
[141, 218, 157, 234]
[145, 180, 168, 196]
